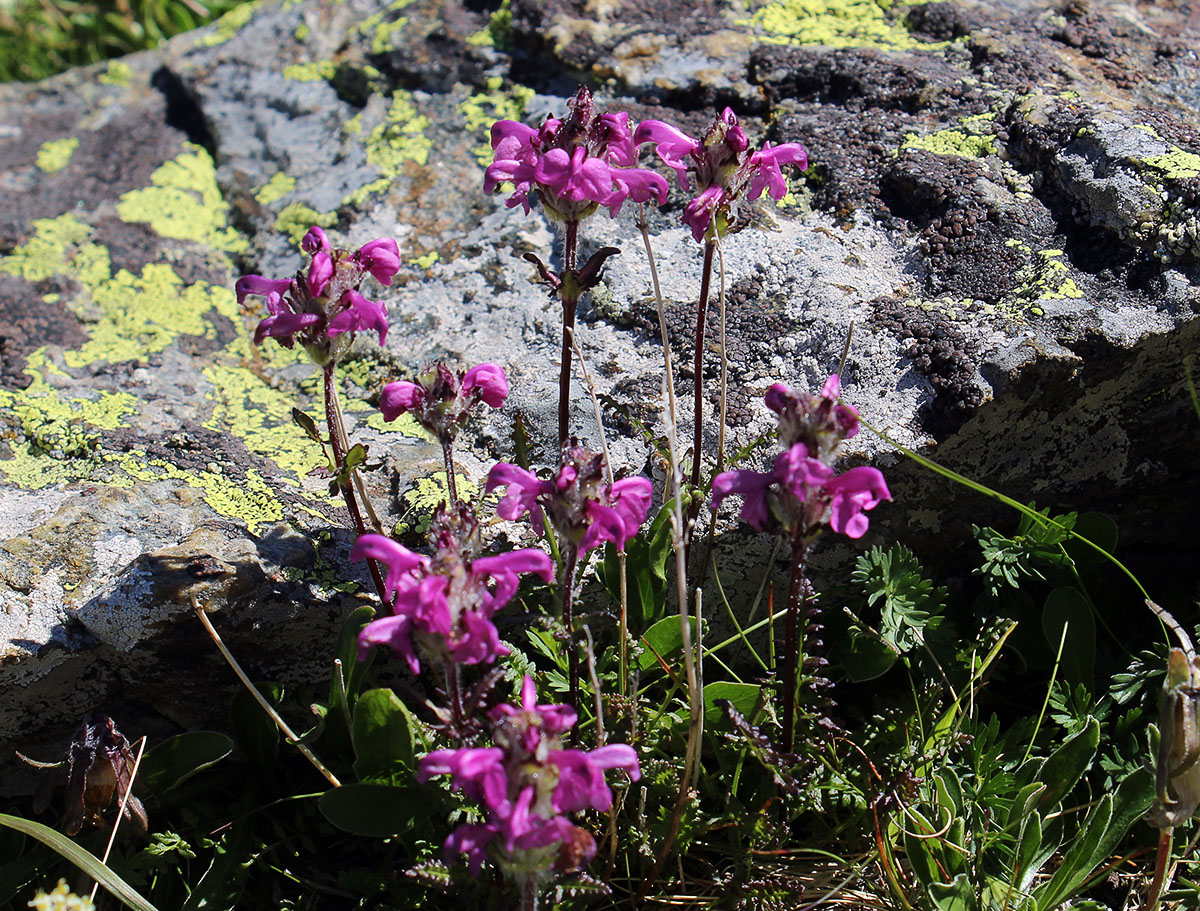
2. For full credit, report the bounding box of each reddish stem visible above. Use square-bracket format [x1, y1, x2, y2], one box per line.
[689, 240, 716, 492]
[324, 364, 389, 610]
[558, 220, 580, 448]
[782, 534, 809, 754]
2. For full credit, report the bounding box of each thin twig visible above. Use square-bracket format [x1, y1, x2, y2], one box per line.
[89, 736, 147, 904]
[569, 327, 630, 700]
[192, 596, 341, 787]
[635, 207, 702, 901]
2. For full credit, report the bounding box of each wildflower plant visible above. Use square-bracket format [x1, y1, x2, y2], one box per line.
[11, 82, 1177, 911]
[487, 86, 668, 446]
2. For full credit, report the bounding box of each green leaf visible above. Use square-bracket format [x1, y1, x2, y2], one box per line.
[1042, 587, 1095, 689]
[1034, 793, 1112, 909]
[318, 784, 422, 836]
[139, 731, 233, 793]
[638, 615, 698, 671]
[0, 813, 160, 911]
[351, 688, 418, 783]
[928, 874, 976, 911]
[703, 682, 760, 726]
[229, 682, 282, 772]
[926, 878, 974, 911]
[1063, 512, 1118, 575]
[840, 621, 900, 682]
[1015, 810, 1044, 892]
[1006, 782, 1047, 827]
[291, 407, 322, 444]
[1033, 716, 1099, 811]
[179, 819, 255, 911]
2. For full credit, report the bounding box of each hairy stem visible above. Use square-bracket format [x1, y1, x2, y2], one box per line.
[324, 364, 389, 609]
[558, 219, 580, 448]
[441, 438, 458, 505]
[783, 535, 809, 754]
[689, 240, 715, 492]
[635, 209, 702, 902]
[563, 543, 580, 707]
[443, 660, 466, 738]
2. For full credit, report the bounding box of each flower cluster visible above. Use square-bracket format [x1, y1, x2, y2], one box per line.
[486, 440, 653, 556]
[635, 108, 808, 242]
[419, 676, 640, 877]
[353, 503, 553, 673]
[236, 226, 399, 364]
[486, 86, 669, 221]
[713, 376, 890, 540]
[380, 362, 508, 445]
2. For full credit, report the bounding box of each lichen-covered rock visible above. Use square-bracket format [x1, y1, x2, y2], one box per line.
[2, 0, 1200, 775]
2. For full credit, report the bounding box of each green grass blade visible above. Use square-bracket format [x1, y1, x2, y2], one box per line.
[860, 417, 1151, 601]
[0, 813, 160, 911]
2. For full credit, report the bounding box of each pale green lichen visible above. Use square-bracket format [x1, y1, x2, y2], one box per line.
[410, 251, 439, 269]
[458, 77, 536, 167]
[467, 0, 512, 47]
[341, 90, 432, 207]
[200, 1, 259, 47]
[98, 60, 133, 86]
[275, 202, 337, 242]
[36, 137, 79, 173]
[354, 0, 417, 55]
[203, 356, 329, 480]
[116, 144, 247, 253]
[283, 60, 337, 82]
[0, 213, 240, 368]
[901, 128, 996, 158]
[395, 473, 480, 537]
[741, 0, 949, 51]
[255, 172, 297, 204]
[1139, 149, 1200, 180]
[294, 21, 311, 41]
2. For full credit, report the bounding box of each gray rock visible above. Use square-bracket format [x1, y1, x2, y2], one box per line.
[2, 0, 1199, 776]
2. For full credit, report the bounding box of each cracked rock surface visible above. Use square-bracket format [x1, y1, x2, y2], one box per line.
[2, 0, 1199, 775]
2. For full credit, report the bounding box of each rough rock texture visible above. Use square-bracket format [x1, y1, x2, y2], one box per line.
[3, 0, 1200, 777]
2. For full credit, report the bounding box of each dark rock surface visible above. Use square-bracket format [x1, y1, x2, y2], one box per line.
[2, 0, 1200, 778]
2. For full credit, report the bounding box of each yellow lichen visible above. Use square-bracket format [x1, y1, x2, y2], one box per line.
[458, 77, 536, 167]
[98, 60, 133, 86]
[200, 1, 259, 46]
[116, 144, 247, 253]
[900, 128, 996, 158]
[741, 0, 949, 51]
[275, 202, 337, 242]
[354, 0, 418, 54]
[341, 90, 432, 207]
[283, 60, 337, 82]
[36, 137, 79, 173]
[255, 172, 297, 204]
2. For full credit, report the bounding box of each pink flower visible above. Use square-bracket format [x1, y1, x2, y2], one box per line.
[485, 86, 668, 222]
[419, 675, 638, 878]
[764, 374, 859, 461]
[236, 226, 396, 363]
[635, 107, 807, 242]
[352, 506, 553, 673]
[712, 442, 890, 540]
[380, 361, 508, 444]
[486, 441, 653, 555]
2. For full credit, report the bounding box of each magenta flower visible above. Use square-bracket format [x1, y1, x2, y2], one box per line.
[764, 374, 860, 462]
[712, 442, 890, 540]
[635, 107, 807, 242]
[352, 505, 553, 673]
[380, 361, 508, 445]
[235, 226, 399, 364]
[486, 441, 652, 555]
[485, 86, 668, 221]
[418, 675, 639, 878]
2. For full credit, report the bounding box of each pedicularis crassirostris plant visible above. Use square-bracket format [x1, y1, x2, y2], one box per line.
[14, 82, 1189, 911]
